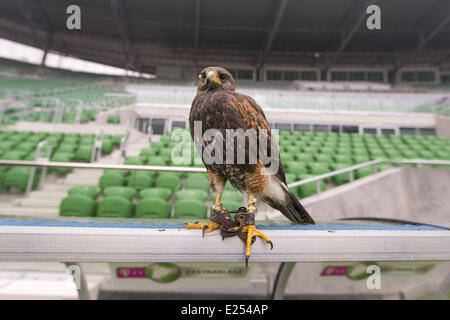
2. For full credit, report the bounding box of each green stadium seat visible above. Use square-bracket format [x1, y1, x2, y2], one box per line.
[112, 134, 124, 147]
[0, 141, 14, 149]
[61, 137, 79, 145]
[295, 175, 325, 198]
[280, 152, 295, 162]
[74, 145, 92, 162]
[157, 171, 182, 179]
[135, 198, 171, 219]
[418, 151, 435, 159]
[173, 199, 207, 219]
[285, 161, 308, 176]
[355, 166, 374, 179]
[352, 148, 369, 156]
[150, 141, 164, 152]
[302, 146, 319, 154]
[97, 196, 133, 218]
[320, 147, 335, 155]
[0, 169, 6, 189]
[1, 150, 25, 160]
[101, 140, 114, 154]
[103, 169, 127, 177]
[139, 187, 172, 201]
[99, 173, 125, 189]
[310, 163, 330, 176]
[222, 200, 242, 211]
[315, 154, 332, 164]
[435, 151, 450, 160]
[124, 156, 145, 165]
[59, 195, 96, 217]
[147, 156, 167, 166]
[57, 144, 77, 153]
[401, 150, 419, 159]
[285, 173, 297, 184]
[330, 163, 351, 185]
[159, 136, 171, 146]
[175, 189, 208, 202]
[107, 114, 120, 124]
[221, 190, 244, 203]
[296, 153, 314, 163]
[183, 176, 210, 192]
[50, 152, 74, 175]
[155, 175, 181, 190]
[354, 155, 370, 163]
[68, 185, 101, 199]
[139, 147, 159, 158]
[103, 186, 136, 201]
[126, 172, 154, 190]
[334, 154, 353, 164]
[3, 167, 38, 192]
[159, 148, 172, 159]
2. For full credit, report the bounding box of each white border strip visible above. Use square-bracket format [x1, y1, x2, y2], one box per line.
[0, 226, 448, 262]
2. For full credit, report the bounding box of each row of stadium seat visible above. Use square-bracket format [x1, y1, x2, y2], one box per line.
[58, 128, 450, 218]
[59, 184, 244, 219]
[0, 130, 123, 192]
[1, 75, 131, 125]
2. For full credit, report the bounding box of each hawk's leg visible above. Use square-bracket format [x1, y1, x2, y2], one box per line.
[185, 190, 235, 236]
[236, 194, 273, 267]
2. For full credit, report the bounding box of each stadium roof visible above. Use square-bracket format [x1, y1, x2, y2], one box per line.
[0, 0, 449, 75]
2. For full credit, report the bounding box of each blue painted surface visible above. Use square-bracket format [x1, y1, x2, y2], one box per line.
[0, 219, 445, 231]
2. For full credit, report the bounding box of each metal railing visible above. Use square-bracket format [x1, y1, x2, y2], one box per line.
[0, 157, 448, 196]
[25, 140, 52, 196]
[0, 160, 207, 173]
[287, 158, 450, 194]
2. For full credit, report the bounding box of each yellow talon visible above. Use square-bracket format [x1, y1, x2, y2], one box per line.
[186, 221, 221, 236]
[242, 225, 273, 267]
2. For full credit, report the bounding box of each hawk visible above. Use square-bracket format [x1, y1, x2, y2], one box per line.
[186, 67, 315, 262]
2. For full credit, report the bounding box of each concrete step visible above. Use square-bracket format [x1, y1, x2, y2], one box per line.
[13, 198, 61, 208]
[27, 190, 67, 199]
[61, 169, 102, 186]
[57, 177, 99, 186]
[0, 206, 59, 218]
[41, 184, 71, 192]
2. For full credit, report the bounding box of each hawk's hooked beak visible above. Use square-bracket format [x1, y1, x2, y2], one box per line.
[206, 71, 222, 87]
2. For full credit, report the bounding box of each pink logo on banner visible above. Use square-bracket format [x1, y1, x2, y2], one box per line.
[320, 266, 349, 276]
[117, 267, 147, 278]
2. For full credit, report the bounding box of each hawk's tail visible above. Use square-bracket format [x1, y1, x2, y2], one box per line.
[263, 181, 315, 225]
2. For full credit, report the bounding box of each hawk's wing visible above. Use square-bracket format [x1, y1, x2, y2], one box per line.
[190, 91, 286, 183]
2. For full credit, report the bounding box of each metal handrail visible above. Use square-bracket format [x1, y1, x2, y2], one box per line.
[287, 158, 450, 195]
[0, 158, 448, 189]
[65, 98, 84, 124]
[90, 130, 104, 163]
[0, 160, 207, 173]
[25, 141, 53, 196]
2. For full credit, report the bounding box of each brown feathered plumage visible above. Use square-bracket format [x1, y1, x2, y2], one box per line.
[189, 66, 314, 224]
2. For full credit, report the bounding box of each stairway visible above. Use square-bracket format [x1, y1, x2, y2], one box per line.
[0, 134, 151, 220]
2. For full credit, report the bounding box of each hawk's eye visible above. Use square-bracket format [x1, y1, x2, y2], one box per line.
[219, 74, 226, 80]
[201, 72, 206, 79]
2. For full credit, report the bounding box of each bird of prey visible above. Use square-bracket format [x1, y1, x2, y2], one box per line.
[186, 66, 315, 262]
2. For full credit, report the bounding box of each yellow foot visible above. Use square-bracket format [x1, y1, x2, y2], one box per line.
[185, 221, 221, 237]
[242, 225, 273, 267]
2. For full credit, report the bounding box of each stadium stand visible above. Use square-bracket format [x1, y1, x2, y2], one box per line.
[51, 127, 450, 219]
[0, 0, 449, 300]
